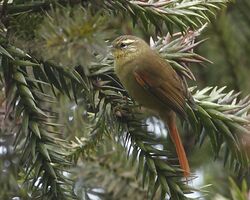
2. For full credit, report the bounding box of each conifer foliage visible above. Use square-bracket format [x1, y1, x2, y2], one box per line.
[0, 0, 249, 200]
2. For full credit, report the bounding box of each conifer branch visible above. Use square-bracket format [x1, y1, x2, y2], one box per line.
[0, 43, 76, 199]
[73, 140, 148, 200]
[104, 0, 229, 32]
[190, 86, 250, 171]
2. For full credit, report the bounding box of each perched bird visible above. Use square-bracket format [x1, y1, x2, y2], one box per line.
[111, 35, 193, 177]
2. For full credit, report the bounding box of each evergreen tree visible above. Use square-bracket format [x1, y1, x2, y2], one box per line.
[0, 0, 249, 199]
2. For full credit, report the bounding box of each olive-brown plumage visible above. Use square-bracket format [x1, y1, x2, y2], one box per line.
[112, 35, 190, 177]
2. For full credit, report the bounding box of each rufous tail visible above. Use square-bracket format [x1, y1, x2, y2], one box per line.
[166, 113, 190, 177]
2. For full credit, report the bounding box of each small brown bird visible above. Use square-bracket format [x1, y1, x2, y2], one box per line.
[111, 35, 192, 177]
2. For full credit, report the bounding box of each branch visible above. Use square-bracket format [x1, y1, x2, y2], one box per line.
[0, 43, 76, 199]
[72, 140, 149, 199]
[190, 86, 250, 171]
[104, 0, 229, 32]
[36, 6, 108, 70]
[151, 23, 210, 80]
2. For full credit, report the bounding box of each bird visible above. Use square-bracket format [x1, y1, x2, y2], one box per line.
[111, 35, 193, 177]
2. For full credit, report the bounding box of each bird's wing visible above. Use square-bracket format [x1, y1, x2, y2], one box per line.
[133, 54, 187, 117]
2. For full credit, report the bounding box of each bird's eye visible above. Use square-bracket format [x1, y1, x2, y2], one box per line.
[119, 42, 127, 49]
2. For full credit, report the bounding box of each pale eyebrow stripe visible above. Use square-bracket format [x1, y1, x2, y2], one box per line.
[122, 39, 136, 44]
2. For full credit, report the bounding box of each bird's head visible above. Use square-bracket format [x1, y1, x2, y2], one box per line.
[111, 35, 150, 66]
